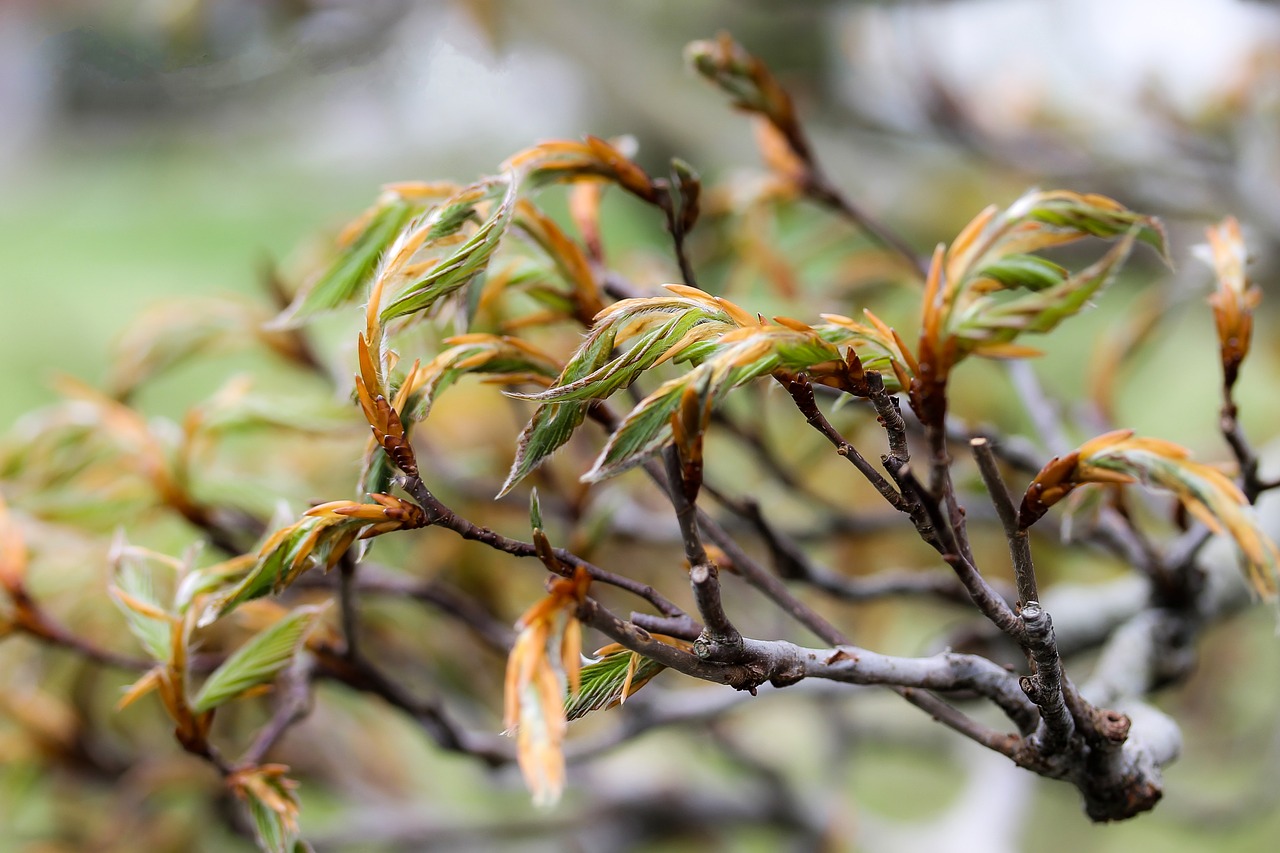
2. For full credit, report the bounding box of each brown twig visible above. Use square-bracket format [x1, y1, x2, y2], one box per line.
[397, 474, 687, 620]
[739, 497, 1004, 606]
[7, 590, 151, 671]
[782, 375, 909, 512]
[314, 646, 511, 767]
[293, 566, 515, 653]
[662, 447, 742, 657]
[1221, 393, 1275, 502]
[971, 437, 1038, 607]
[336, 552, 360, 660]
[892, 466, 1026, 642]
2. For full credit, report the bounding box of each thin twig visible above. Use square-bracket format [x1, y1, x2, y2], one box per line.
[971, 437, 1038, 607]
[893, 467, 1026, 642]
[1221, 393, 1272, 502]
[740, 497, 1002, 605]
[660, 191, 699, 289]
[314, 647, 511, 767]
[397, 474, 686, 619]
[925, 421, 976, 567]
[294, 566, 515, 653]
[782, 375, 909, 512]
[663, 447, 742, 656]
[802, 172, 927, 279]
[337, 553, 360, 660]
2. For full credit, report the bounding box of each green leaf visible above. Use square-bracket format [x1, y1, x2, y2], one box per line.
[514, 307, 725, 404]
[358, 448, 397, 503]
[975, 254, 1068, 292]
[234, 769, 304, 853]
[955, 229, 1137, 350]
[529, 488, 543, 531]
[499, 326, 618, 496]
[191, 605, 324, 713]
[272, 200, 416, 329]
[584, 384, 684, 482]
[404, 339, 559, 423]
[201, 540, 293, 624]
[200, 515, 346, 624]
[1026, 198, 1167, 261]
[176, 559, 254, 613]
[583, 326, 842, 482]
[247, 795, 293, 853]
[380, 179, 518, 323]
[109, 549, 173, 662]
[566, 650, 666, 721]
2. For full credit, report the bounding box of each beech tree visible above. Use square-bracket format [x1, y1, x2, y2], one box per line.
[2, 32, 1277, 852]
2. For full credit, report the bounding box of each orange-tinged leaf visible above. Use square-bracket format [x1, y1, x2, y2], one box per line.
[568, 181, 604, 259]
[1026, 430, 1280, 597]
[968, 341, 1045, 359]
[0, 495, 27, 594]
[946, 204, 999, 284]
[753, 117, 806, 182]
[117, 666, 164, 711]
[771, 315, 813, 332]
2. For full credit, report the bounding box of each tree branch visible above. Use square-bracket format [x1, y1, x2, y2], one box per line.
[971, 437, 1038, 607]
[662, 447, 742, 657]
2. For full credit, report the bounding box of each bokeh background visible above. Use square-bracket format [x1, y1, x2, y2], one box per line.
[3, 1, 1280, 851]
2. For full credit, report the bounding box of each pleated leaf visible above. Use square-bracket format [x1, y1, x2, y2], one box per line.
[272, 199, 416, 329]
[405, 334, 560, 423]
[584, 325, 843, 481]
[229, 765, 303, 853]
[498, 326, 619, 496]
[1021, 430, 1280, 599]
[192, 605, 324, 712]
[380, 178, 518, 323]
[565, 648, 666, 721]
[108, 543, 176, 662]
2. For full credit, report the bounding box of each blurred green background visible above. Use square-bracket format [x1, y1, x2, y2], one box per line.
[4, 1, 1280, 851]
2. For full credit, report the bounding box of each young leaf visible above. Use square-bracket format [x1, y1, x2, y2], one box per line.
[498, 325, 618, 497]
[109, 541, 176, 662]
[0, 492, 27, 595]
[1200, 216, 1261, 391]
[498, 286, 760, 496]
[952, 229, 1138, 354]
[974, 254, 1068, 292]
[404, 334, 560, 422]
[583, 324, 845, 481]
[512, 304, 731, 404]
[229, 764, 303, 853]
[191, 605, 325, 713]
[1020, 431, 1280, 598]
[379, 177, 518, 324]
[1011, 190, 1169, 261]
[685, 33, 798, 144]
[504, 567, 591, 807]
[271, 198, 416, 329]
[565, 647, 667, 721]
[503, 136, 657, 203]
[512, 201, 604, 323]
[529, 488, 544, 532]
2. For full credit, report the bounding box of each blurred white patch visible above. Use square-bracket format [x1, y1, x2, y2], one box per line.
[837, 0, 1280, 147]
